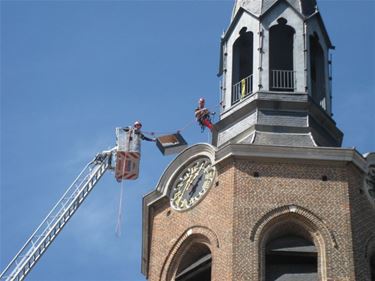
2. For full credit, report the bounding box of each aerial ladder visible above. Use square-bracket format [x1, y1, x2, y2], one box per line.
[0, 150, 113, 281]
[0, 127, 187, 281]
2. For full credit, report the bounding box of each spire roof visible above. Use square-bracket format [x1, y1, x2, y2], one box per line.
[232, 0, 317, 19]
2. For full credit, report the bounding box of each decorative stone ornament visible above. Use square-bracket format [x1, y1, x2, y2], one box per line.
[365, 165, 375, 206]
[170, 157, 216, 211]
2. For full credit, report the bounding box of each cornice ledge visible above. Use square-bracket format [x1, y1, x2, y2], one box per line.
[215, 144, 367, 171]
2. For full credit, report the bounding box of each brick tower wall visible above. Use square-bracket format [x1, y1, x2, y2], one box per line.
[347, 166, 375, 280]
[146, 156, 374, 281]
[231, 159, 358, 281]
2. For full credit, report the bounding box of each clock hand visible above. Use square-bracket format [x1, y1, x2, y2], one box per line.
[175, 170, 197, 206]
[174, 161, 208, 207]
[189, 173, 204, 197]
[188, 166, 208, 199]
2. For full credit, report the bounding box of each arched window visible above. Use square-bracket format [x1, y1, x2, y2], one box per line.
[269, 18, 295, 91]
[264, 222, 318, 281]
[310, 33, 326, 109]
[175, 243, 211, 281]
[232, 28, 254, 104]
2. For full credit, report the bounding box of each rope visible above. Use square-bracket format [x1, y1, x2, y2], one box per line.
[115, 182, 124, 237]
[141, 118, 194, 138]
[141, 130, 178, 137]
[141, 103, 220, 137]
[115, 128, 133, 237]
[176, 117, 198, 133]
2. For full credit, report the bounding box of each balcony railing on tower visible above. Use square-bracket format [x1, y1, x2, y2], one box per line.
[271, 70, 295, 91]
[232, 74, 253, 105]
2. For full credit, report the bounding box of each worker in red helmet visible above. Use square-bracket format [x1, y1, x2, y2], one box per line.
[133, 121, 156, 142]
[195, 98, 214, 132]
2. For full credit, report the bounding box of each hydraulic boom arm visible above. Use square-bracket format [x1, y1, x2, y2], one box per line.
[0, 150, 113, 281]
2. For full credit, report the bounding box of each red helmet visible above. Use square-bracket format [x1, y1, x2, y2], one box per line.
[134, 121, 142, 127]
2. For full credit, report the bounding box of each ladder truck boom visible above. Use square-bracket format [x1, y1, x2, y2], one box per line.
[0, 150, 114, 281]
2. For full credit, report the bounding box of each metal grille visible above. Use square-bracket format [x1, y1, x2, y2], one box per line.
[232, 74, 253, 105]
[271, 70, 295, 91]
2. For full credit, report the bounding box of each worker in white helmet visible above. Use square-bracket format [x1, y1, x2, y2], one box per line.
[132, 121, 156, 142]
[119, 121, 155, 142]
[195, 98, 214, 132]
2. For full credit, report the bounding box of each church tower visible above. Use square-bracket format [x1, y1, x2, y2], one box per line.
[142, 1, 375, 281]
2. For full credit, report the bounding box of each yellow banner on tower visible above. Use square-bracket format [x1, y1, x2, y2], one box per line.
[241, 79, 246, 98]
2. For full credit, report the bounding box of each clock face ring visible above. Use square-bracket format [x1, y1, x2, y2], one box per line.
[170, 157, 216, 211]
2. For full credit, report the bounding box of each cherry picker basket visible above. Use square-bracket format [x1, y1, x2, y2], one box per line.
[115, 127, 141, 181]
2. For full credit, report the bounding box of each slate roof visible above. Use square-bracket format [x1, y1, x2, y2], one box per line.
[232, 0, 317, 19]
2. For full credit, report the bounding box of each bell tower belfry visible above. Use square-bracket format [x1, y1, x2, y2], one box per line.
[214, 0, 343, 148]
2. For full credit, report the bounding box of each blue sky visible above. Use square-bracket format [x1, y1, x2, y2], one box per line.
[1, 1, 374, 281]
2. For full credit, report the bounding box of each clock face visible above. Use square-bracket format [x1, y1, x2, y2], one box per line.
[170, 158, 216, 211]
